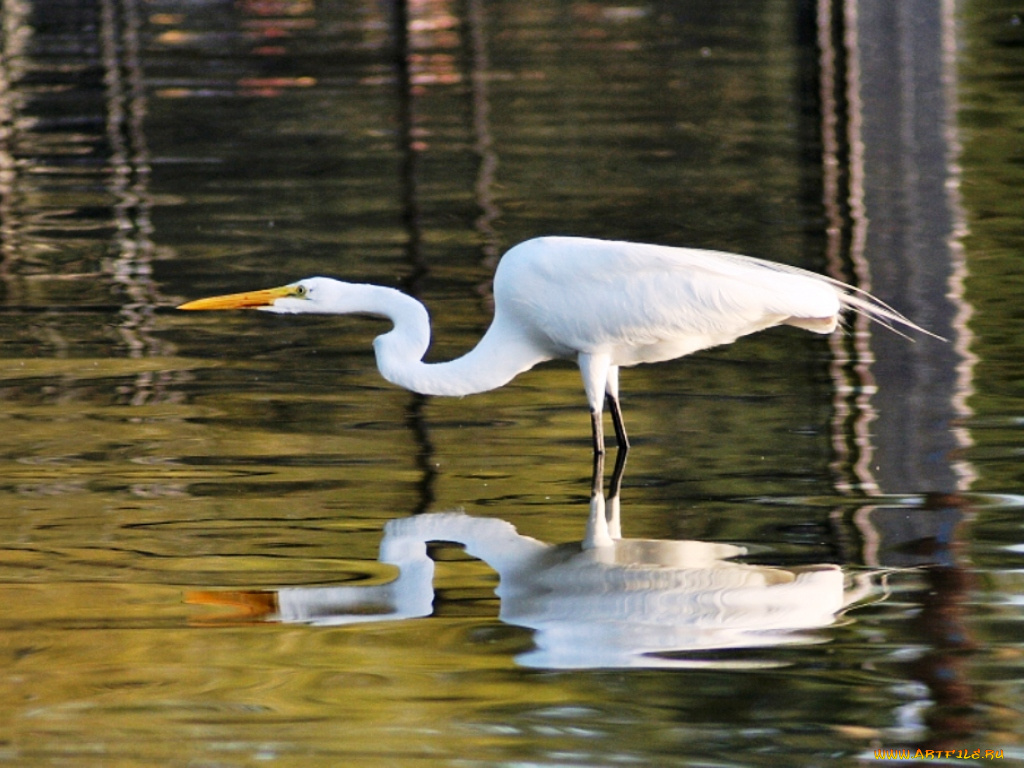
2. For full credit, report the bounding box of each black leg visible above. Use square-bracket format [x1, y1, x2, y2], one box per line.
[605, 393, 630, 453]
[590, 408, 606, 456]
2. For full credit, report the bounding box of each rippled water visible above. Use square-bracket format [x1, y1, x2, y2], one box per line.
[2, 0, 1023, 765]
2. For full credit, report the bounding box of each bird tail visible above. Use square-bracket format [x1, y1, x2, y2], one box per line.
[837, 289, 945, 342]
[711, 249, 944, 342]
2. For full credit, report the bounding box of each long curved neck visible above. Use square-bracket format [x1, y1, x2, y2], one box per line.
[364, 285, 548, 397]
[382, 513, 549, 574]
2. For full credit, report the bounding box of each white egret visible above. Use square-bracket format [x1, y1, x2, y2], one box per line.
[178, 236, 937, 454]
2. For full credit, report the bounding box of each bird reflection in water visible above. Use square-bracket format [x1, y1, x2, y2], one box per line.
[189, 457, 872, 669]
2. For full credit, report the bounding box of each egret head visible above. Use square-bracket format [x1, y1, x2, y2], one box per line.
[177, 277, 353, 314]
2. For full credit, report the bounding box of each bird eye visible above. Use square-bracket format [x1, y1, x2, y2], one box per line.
[293, 284, 309, 298]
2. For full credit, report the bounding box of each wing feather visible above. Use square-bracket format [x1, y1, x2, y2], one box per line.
[494, 237, 939, 362]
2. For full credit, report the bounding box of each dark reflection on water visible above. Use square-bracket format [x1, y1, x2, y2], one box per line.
[1, 0, 1023, 765]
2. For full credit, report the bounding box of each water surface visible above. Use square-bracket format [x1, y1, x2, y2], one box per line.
[1, 0, 1023, 765]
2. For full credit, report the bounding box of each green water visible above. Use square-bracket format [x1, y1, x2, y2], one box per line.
[1, 0, 1022, 764]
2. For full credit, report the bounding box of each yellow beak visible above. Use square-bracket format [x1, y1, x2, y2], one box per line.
[177, 285, 297, 311]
